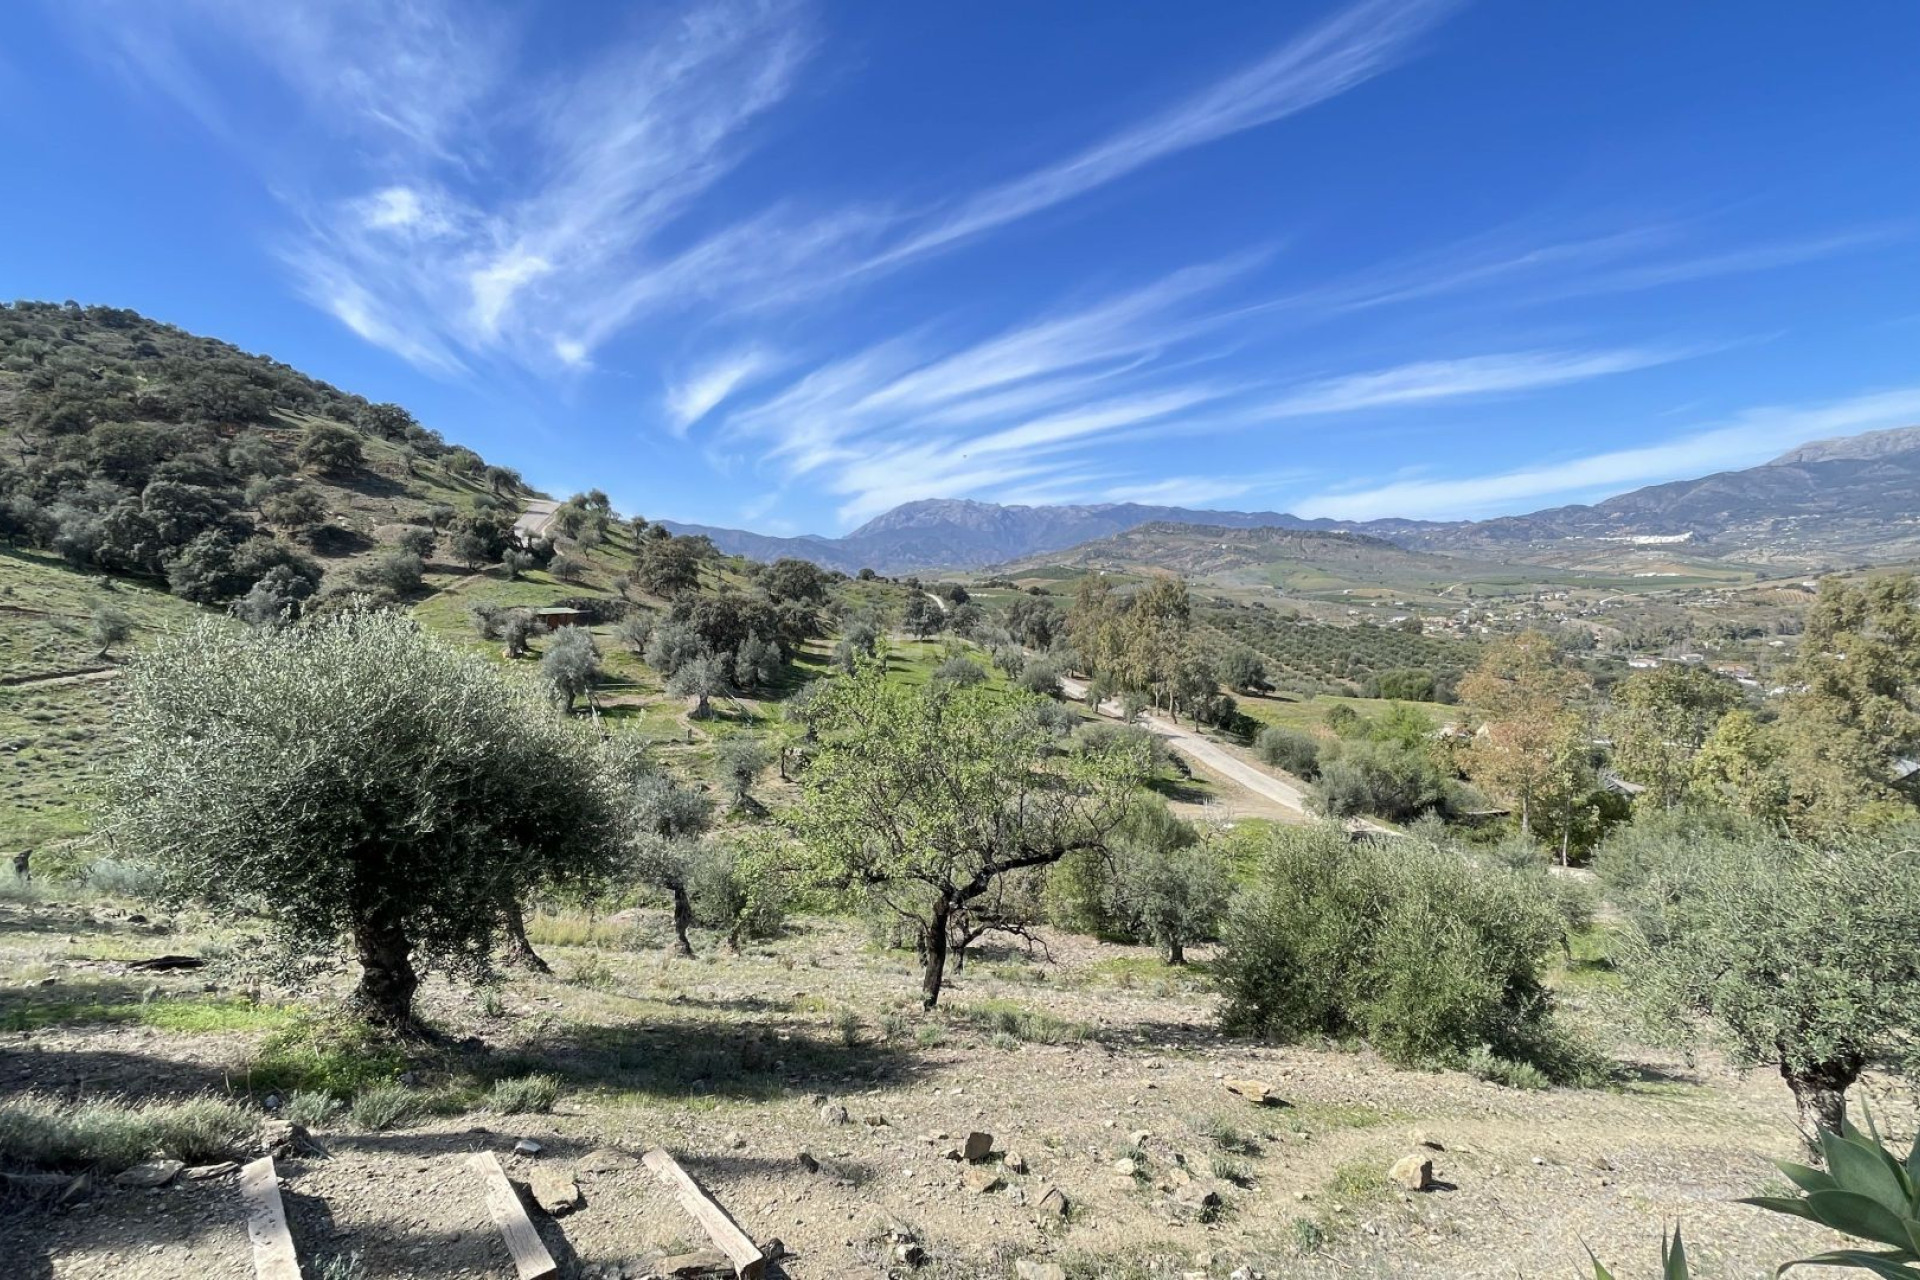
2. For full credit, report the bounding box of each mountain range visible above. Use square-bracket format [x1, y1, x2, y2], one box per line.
[664, 425, 1920, 575]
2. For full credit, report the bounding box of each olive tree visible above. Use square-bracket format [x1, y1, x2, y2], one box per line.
[541, 625, 600, 709]
[90, 603, 132, 659]
[713, 735, 769, 809]
[788, 659, 1148, 1008]
[1610, 824, 1920, 1139]
[99, 609, 629, 1030]
[623, 768, 714, 956]
[1106, 801, 1230, 965]
[668, 653, 730, 719]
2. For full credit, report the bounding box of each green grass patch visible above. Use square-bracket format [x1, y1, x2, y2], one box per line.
[0, 994, 295, 1035]
[951, 999, 1091, 1045]
[247, 1014, 410, 1096]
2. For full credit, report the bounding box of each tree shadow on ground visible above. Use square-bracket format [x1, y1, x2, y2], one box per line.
[0, 1042, 243, 1101]
[521, 1014, 932, 1102]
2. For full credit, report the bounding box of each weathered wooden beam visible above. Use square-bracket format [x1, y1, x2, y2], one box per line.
[642, 1148, 766, 1280]
[238, 1157, 300, 1280]
[468, 1152, 559, 1280]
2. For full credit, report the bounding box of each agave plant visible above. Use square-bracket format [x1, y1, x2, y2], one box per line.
[1588, 1227, 1690, 1279]
[1741, 1113, 1920, 1276]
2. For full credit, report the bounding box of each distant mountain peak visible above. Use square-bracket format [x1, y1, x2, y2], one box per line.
[1768, 424, 1920, 467]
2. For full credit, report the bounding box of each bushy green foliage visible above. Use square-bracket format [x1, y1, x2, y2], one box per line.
[1254, 725, 1321, 778]
[540, 625, 600, 709]
[102, 609, 632, 1026]
[1606, 821, 1920, 1131]
[486, 1074, 561, 1115]
[1102, 800, 1230, 964]
[1216, 824, 1586, 1079]
[1309, 739, 1451, 822]
[348, 1084, 421, 1131]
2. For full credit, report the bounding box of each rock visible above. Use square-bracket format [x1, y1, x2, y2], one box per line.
[1173, 1183, 1222, 1211]
[1389, 1154, 1434, 1192]
[114, 1160, 183, 1188]
[1110, 1158, 1138, 1176]
[1015, 1262, 1067, 1280]
[648, 1248, 732, 1278]
[963, 1131, 993, 1162]
[259, 1118, 324, 1158]
[1128, 1129, 1152, 1147]
[820, 1103, 850, 1126]
[796, 1150, 820, 1173]
[261, 1093, 282, 1112]
[761, 1238, 787, 1261]
[1003, 1151, 1028, 1174]
[529, 1168, 581, 1216]
[1411, 1129, 1445, 1151]
[1037, 1186, 1070, 1220]
[579, 1147, 637, 1174]
[1223, 1079, 1277, 1106]
[963, 1166, 1003, 1193]
[513, 1138, 544, 1157]
[183, 1162, 239, 1180]
[56, 1174, 89, 1207]
[723, 1131, 746, 1150]
[1006, 1186, 1027, 1205]
[863, 1115, 889, 1127]
[893, 1241, 925, 1264]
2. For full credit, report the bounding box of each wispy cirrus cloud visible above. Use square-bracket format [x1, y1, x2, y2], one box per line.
[664, 348, 776, 434]
[1294, 386, 1920, 520]
[707, 257, 1687, 526]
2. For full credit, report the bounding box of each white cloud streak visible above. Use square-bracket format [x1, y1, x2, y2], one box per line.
[665, 348, 775, 433]
[1294, 387, 1920, 520]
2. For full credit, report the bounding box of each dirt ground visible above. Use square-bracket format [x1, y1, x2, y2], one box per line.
[1, 896, 1907, 1280]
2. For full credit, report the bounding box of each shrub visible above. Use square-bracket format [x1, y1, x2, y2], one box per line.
[1310, 739, 1449, 822]
[0, 1093, 252, 1172]
[1215, 824, 1584, 1079]
[283, 1090, 341, 1127]
[348, 1084, 420, 1131]
[1018, 659, 1063, 698]
[1254, 726, 1321, 778]
[486, 1074, 560, 1115]
[83, 857, 163, 898]
[933, 655, 987, 687]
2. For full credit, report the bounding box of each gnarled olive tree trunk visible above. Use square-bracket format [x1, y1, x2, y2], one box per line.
[499, 896, 551, 973]
[1783, 1051, 1862, 1148]
[350, 908, 419, 1032]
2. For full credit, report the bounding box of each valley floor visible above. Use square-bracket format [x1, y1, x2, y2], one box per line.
[0, 894, 1899, 1280]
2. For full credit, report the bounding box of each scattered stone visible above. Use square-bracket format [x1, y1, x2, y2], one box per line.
[723, 1131, 746, 1150]
[1173, 1183, 1222, 1212]
[820, 1103, 850, 1126]
[1531, 1156, 1547, 1166]
[1412, 1129, 1445, 1151]
[258, 1118, 324, 1158]
[114, 1160, 183, 1189]
[1389, 1154, 1435, 1192]
[529, 1167, 581, 1216]
[796, 1150, 820, 1173]
[893, 1241, 925, 1265]
[579, 1147, 637, 1174]
[647, 1247, 732, 1278]
[1003, 1151, 1028, 1174]
[1015, 1262, 1067, 1280]
[1037, 1186, 1070, 1221]
[863, 1115, 889, 1127]
[1110, 1158, 1138, 1176]
[1006, 1186, 1027, 1206]
[963, 1131, 993, 1162]
[513, 1138, 544, 1157]
[1129, 1129, 1152, 1147]
[261, 1093, 282, 1112]
[1223, 1079, 1277, 1106]
[761, 1238, 787, 1261]
[963, 1166, 1003, 1193]
[182, 1162, 238, 1180]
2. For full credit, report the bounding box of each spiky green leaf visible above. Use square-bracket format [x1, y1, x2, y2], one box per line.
[1776, 1161, 1840, 1196]
[1778, 1249, 1920, 1279]
[1742, 1194, 1820, 1224]
[1804, 1189, 1916, 1249]
[1827, 1131, 1916, 1219]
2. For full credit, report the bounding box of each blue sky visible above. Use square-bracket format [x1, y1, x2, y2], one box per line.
[4, 1, 1919, 534]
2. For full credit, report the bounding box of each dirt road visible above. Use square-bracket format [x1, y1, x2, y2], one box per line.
[1061, 675, 1310, 816]
[512, 498, 560, 542]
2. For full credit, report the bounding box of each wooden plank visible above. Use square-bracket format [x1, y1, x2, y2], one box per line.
[642, 1148, 766, 1280]
[468, 1152, 559, 1280]
[238, 1156, 301, 1280]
